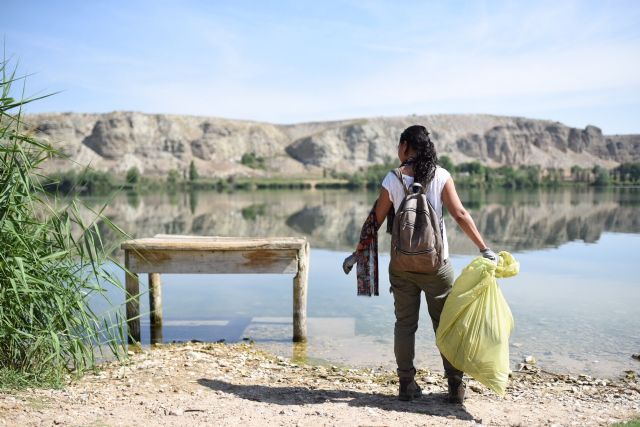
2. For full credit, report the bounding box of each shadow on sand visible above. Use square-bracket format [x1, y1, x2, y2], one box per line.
[197, 378, 476, 421]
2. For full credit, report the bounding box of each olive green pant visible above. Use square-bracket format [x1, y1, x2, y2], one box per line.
[389, 260, 463, 380]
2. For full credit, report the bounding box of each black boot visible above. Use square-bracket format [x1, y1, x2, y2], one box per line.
[398, 377, 422, 401]
[447, 376, 465, 404]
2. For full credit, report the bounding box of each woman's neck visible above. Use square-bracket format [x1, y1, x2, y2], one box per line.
[400, 157, 415, 176]
[400, 165, 415, 177]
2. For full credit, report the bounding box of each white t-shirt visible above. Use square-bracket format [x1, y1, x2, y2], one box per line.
[381, 166, 451, 260]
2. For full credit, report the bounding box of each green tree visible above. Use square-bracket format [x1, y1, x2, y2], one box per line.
[457, 161, 485, 175]
[592, 165, 610, 186]
[524, 165, 541, 187]
[79, 169, 114, 194]
[614, 162, 640, 183]
[499, 166, 516, 189]
[570, 165, 588, 182]
[189, 160, 199, 181]
[439, 155, 454, 172]
[241, 152, 265, 169]
[167, 169, 181, 186]
[126, 166, 140, 184]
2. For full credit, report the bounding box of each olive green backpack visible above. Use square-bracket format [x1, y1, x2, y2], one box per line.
[389, 168, 444, 273]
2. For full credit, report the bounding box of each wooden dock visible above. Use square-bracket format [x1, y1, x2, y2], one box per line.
[121, 235, 310, 344]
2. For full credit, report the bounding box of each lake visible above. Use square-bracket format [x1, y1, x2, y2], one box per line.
[89, 186, 640, 379]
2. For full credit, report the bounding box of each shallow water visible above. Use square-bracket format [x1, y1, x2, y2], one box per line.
[90, 187, 640, 378]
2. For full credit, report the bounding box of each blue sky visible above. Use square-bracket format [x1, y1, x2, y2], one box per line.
[5, 0, 640, 133]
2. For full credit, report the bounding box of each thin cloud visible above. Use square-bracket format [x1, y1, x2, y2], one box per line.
[6, 0, 640, 133]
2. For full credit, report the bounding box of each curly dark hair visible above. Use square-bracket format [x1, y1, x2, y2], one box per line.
[399, 125, 438, 184]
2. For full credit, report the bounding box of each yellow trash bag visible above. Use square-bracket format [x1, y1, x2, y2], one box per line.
[435, 251, 519, 396]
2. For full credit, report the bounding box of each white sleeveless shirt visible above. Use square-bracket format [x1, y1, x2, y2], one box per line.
[381, 166, 451, 260]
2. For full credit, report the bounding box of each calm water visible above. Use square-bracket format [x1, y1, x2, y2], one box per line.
[90, 187, 640, 378]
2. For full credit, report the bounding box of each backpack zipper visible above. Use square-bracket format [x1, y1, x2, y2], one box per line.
[396, 247, 435, 255]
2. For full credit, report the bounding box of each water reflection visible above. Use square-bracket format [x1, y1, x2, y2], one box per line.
[86, 187, 640, 254]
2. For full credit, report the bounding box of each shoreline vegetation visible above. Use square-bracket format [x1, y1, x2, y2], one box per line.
[1, 58, 126, 390]
[1, 342, 638, 426]
[43, 158, 640, 196]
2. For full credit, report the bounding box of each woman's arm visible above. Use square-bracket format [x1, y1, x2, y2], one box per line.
[374, 187, 393, 227]
[356, 187, 393, 251]
[441, 177, 488, 251]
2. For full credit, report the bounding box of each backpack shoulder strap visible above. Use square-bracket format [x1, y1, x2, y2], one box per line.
[392, 168, 410, 197]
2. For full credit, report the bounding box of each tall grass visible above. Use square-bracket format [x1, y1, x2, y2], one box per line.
[0, 55, 126, 389]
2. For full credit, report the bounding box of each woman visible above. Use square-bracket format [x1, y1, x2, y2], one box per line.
[356, 125, 497, 404]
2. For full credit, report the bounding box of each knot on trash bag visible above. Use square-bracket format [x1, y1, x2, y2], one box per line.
[496, 251, 519, 278]
[474, 251, 519, 278]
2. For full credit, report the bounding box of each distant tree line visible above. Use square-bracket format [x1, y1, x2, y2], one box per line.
[335, 156, 640, 190]
[42, 157, 640, 195]
[45, 160, 202, 195]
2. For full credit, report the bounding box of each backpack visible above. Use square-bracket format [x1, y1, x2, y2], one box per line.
[390, 168, 444, 273]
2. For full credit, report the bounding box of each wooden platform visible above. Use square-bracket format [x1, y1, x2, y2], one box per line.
[121, 234, 310, 344]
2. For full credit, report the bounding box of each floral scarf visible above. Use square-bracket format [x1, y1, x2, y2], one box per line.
[343, 201, 394, 296]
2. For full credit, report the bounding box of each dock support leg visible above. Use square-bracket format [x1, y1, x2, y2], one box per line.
[149, 273, 163, 344]
[293, 241, 309, 342]
[125, 251, 141, 344]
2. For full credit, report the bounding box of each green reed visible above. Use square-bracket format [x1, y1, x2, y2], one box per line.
[0, 56, 127, 389]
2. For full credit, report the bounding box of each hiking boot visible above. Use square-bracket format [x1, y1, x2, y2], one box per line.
[447, 376, 465, 404]
[398, 378, 422, 401]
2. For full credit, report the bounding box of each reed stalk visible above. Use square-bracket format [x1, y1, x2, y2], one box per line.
[0, 54, 126, 389]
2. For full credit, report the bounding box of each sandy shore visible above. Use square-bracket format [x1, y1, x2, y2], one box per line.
[1, 343, 638, 426]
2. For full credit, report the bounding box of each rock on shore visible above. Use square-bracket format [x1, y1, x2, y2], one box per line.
[1, 343, 638, 426]
[27, 112, 640, 178]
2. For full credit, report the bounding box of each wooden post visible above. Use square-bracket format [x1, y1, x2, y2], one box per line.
[292, 341, 308, 364]
[125, 251, 141, 344]
[149, 273, 163, 344]
[293, 241, 309, 342]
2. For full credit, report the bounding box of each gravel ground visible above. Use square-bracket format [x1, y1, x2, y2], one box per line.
[0, 342, 638, 426]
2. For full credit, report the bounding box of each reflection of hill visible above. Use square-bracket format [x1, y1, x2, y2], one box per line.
[446, 201, 640, 254]
[94, 188, 640, 256]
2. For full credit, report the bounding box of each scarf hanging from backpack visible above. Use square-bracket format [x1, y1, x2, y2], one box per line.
[355, 201, 380, 296]
[342, 200, 394, 296]
[343, 166, 406, 296]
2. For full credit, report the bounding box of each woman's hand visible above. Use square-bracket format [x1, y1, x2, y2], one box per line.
[342, 252, 358, 274]
[480, 247, 498, 264]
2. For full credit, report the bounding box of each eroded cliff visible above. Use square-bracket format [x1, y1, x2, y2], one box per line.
[28, 111, 640, 177]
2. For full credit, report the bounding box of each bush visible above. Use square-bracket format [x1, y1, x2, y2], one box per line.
[0, 57, 126, 388]
[81, 169, 115, 193]
[167, 169, 181, 186]
[593, 165, 610, 186]
[439, 155, 454, 172]
[126, 166, 141, 184]
[44, 169, 116, 195]
[614, 163, 640, 183]
[240, 152, 265, 169]
[43, 170, 78, 194]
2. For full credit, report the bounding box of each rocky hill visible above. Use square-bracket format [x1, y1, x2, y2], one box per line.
[27, 111, 640, 178]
